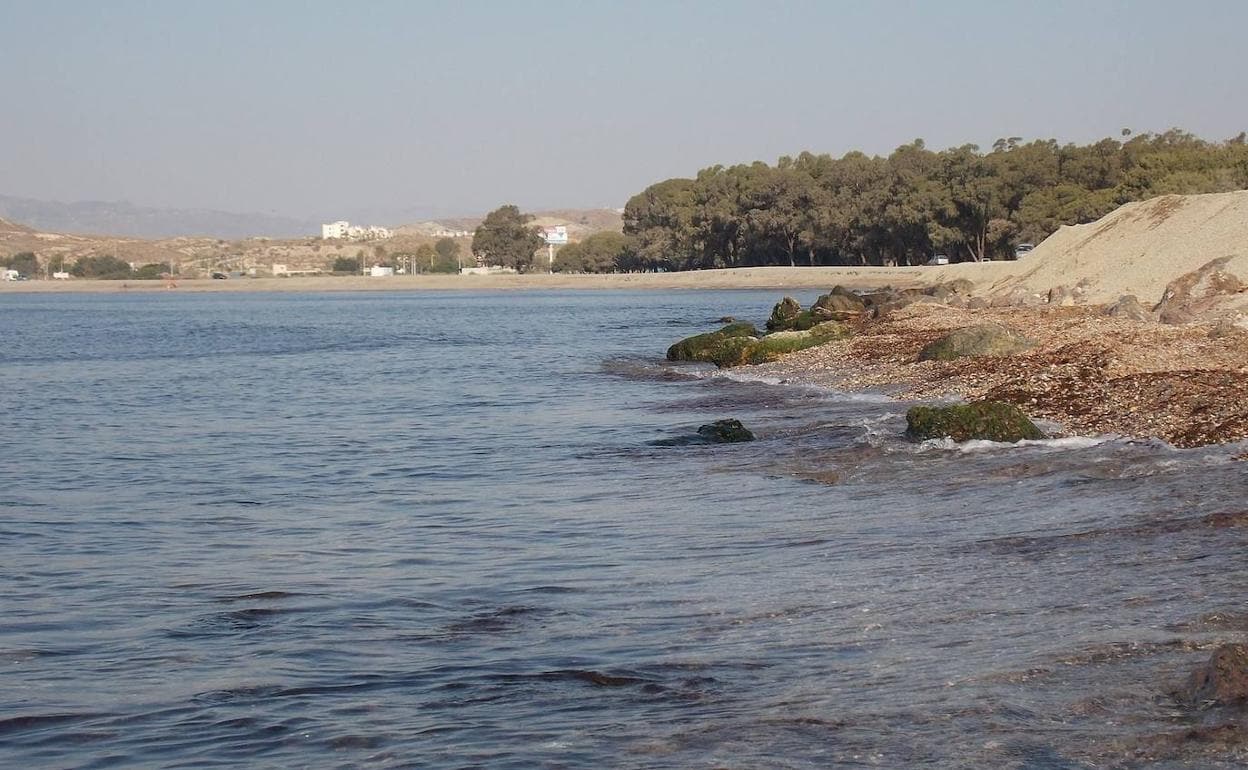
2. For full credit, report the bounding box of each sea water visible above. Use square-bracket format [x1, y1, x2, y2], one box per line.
[2, 289, 1246, 768]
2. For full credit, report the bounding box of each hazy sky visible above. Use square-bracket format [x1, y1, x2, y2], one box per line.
[4, 0, 1246, 222]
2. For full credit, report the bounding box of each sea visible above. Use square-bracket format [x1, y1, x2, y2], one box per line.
[2, 289, 1247, 769]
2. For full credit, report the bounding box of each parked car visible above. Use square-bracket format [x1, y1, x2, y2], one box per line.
[210, 272, 229, 279]
[926, 254, 950, 266]
[1013, 243, 1035, 259]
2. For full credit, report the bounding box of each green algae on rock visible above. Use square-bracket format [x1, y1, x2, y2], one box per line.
[666, 321, 760, 362]
[905, 401, 1046, 443]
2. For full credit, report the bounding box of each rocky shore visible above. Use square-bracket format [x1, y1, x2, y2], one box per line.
[751, 300, 1248, 447]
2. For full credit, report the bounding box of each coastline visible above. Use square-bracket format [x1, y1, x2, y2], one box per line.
[0, 265, 973, 294]
[747, 302, 1248, 449]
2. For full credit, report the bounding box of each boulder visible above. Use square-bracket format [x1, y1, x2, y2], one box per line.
[717, 315, 736, 324]
[967, 296, 990, 310]
[1047, 285, 1075, 306]
[941, 278, 976, 296]
[766, 297, 805, 332]
[706, 322, 851, 368]
[696, 419, 755, 443]
[1105, 294, 1152, 321]
[666, 321, 760, 362]
[917, 324, 1034, 362]
[906, 401, 1046, 443]
[1154, 257, 1248, 324]
[811, 291, 866, 322]
[1179, 644, 1248, 706]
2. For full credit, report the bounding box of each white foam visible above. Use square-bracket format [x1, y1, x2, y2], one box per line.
[911, 435, 1115, 453]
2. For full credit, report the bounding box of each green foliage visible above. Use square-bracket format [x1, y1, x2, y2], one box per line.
[132, 262, 172, 279]
[5, 251, 38, 276]
[331, 256, 358, 273]
[71, 255, 133, 279]
[552, 231, 629, 273]
[624, 129, 1248, 269]
[433, 238, 461, 273]
[905, 401, 1046, 443]
[472, 204, 545, 272]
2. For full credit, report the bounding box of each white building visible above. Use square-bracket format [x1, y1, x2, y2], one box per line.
[369, 265, 394, 277]
[322, 221, 392, 241]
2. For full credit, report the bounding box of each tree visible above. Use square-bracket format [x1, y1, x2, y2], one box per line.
[71, 255, 132, 279]
[553, 232, 628, 273]
[133, 262, 172, 279]
[472, 205, 544, 271]
[5, 251, 38, 276]
[331, 256, 357, 273]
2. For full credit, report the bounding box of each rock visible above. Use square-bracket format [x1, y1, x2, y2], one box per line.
[766, 297, 804, 331]
[666, 321, 760, 362]
[1047, 285, 1075, 306]
[967, 297, 990, 310]
[941, 279, 976, 296]
[944, 294, 968, 309]
[992, 288, 1044, 308]
[717, 315, 736, 323]
[706, 322, 851, 368]
[917, 324, 1034, 362]
[1154, 257, 1248, 324]
[906, 401, 1046, 443]
[1106, 294, 1152, 321]
[696, 419, 755, 443]
[810, 291, 866, 322]
[1179, 644, 1248, 706]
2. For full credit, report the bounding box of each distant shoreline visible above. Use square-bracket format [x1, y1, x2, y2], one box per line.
[0, 266, 957, 294]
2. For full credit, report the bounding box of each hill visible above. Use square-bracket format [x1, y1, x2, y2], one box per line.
[396, 208, 622, 242]
[978, 191, 1248, 316]
[0, 194, 320, 239]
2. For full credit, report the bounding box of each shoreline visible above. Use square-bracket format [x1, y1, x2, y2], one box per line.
[745, 302, 1248, 449]
[0, 265, 1006, 294]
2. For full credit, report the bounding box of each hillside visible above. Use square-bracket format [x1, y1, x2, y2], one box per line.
[981, 191, 1248, 306]
[0, 194, 320, 239]
[397, 208, 623, 241]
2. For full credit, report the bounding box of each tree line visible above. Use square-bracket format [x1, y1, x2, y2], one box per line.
[559, 129, 1248, 272]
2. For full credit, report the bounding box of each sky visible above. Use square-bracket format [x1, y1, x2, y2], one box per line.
[3, 0, 1246, 223]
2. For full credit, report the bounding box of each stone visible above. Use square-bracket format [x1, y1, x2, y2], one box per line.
[666, 322, 759, 362]
[917, 324, 1034, 362]
[905, 401, 1046, 443]
[1179, 644, 1248, 706]
[1154, 257, 1247, 324]
[810, 291, 866, 322]
[705, 322, 851, 368]
[1047, 285, 1075, 306]
[1105, 294, 1152, 321]
[766, 297, 804, 332]
[696, 419, 755, 443]
[967, 296, 990, 310]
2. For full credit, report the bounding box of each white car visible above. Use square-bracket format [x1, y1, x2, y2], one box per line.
[926, 255, 950, 266]
[1014, 243, 1035, 259]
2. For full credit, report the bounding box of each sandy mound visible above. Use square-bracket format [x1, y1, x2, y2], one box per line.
[980, 191, 1248, 308]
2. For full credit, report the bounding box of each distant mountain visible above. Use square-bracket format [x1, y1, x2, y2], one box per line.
[0, 194, 321, 239]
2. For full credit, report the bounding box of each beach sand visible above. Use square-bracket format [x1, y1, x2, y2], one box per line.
[0, 266, 941, 294]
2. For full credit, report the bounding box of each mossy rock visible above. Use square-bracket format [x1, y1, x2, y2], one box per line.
[917, 324, 1034, 362]
[811, 291, 866, 322]
[707, 321, 850, 367]
[667, 321, 760, 362]
[766, 297, 817, 332]
[696, 419, 755, 443]
[905, 401, 1046, 443]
